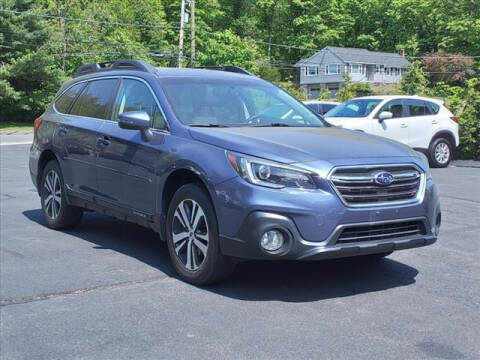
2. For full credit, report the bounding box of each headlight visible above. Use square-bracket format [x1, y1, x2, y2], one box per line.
[226, 151, 317, 189]
[416, 151, 432, 180]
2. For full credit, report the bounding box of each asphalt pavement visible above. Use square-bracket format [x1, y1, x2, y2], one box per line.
[1, 136, 479, 359]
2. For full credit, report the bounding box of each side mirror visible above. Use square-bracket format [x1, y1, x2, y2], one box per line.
[118, 111, 150, 130]
[378, 111, 393, 122]
[118, 111, 153, 141]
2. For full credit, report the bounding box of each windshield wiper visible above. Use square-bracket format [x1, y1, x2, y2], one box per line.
[253, 123, 292, 127]
[189, 124, 229, 128]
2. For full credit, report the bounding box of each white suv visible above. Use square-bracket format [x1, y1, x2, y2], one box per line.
[324, 95, 459, 167]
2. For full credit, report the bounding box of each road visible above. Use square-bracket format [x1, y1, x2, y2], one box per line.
[1, 138, 479, 359]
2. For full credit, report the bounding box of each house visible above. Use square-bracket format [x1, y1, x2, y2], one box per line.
[295, 46, 410, 99]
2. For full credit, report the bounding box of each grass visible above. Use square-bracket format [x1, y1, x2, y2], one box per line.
[0, 121, 33, 134]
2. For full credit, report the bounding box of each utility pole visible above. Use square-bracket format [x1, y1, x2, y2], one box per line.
[190, 0, 195, 67]
[178, 0, 186, 68]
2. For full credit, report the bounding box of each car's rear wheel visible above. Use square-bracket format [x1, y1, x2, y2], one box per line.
[40, 160, 83, 229]
[166, 184, 235, 285]
[429, 137, 453, 168]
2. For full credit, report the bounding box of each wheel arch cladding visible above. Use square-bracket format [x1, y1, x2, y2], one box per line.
[37, 150, 59, 194]
[161, 168, 217, 223]
[431, 131, 456, 149]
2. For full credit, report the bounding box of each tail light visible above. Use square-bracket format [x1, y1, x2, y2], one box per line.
[450, 116, 458, 123]
[33, 117, 43, 133]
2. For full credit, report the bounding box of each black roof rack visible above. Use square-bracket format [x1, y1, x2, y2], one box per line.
[74, 59, 156, 78]
[195, 66, 254, 76]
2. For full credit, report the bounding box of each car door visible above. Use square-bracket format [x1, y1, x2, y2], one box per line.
[55, 79, 117, 197]
[96, 77, 169, 216]
[370, 99, 410, 145]
[404, 99, 433, 149]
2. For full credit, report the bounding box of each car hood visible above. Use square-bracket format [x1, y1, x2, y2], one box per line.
[189, 126, 419, 164]
[324, 117, 362, 126]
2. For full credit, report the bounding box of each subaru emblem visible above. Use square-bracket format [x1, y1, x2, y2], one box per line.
[374, 171, 394, 186]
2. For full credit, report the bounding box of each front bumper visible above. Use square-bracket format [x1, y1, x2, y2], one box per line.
[220, 212, 437, 261]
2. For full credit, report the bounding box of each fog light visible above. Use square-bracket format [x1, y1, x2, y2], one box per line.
[260, 230, 284, 252]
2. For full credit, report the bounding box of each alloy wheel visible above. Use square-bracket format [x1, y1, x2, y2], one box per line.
[434, 142, 450, 165]
[44, 170, 62, 219]
[171, 199, 209, 271]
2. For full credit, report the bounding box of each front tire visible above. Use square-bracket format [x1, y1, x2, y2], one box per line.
[166, 184, 235, 285]
[429, 137, 453, 168]
[40, 160, 83, 229]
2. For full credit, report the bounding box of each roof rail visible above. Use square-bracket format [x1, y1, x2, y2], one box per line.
[74, 59, 156, 78]
[195, 66, 254, 76]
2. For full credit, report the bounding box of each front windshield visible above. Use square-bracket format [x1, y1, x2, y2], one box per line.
[160, 78, 326, 127]
[325, 98, 381, 118]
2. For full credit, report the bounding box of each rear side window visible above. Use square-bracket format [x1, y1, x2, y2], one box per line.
[112, 79, 167, 130]
[426, 101, 440, 114]
[322, 104, 336, 114]
[406, 99, 426, 116]
[54, 83, 84, 114]
[306, 104, 319, 113]
[379, 99, 404, 118]
[70, 79, 118, 119]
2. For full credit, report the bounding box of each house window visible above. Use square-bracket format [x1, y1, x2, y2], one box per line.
[305, 66, 318, 76]
[350, 64, 361, 74]
[326, 64, 340, 75]
[391, 67, 398, 76]
[386, 67, 390, 75]
[375, 65, 380, 73]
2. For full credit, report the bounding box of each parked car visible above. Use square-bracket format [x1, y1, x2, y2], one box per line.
[324, 95, 459, 167]
[29, 60, 441, 285]
[303, 100, 340, 115]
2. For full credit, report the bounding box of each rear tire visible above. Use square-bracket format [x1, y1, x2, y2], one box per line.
[429, 137, 453, 168]
[165, 184, 235, 285]
[40, 160, 83, 229]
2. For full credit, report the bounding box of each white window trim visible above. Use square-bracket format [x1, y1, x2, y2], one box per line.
[350, 63, 361, 74]
[304, 66, 319, 76]
[326, 64, 340, 75]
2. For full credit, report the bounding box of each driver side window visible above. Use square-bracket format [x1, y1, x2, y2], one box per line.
[379, 99, 404, 118]
[112, 78, 167, 130]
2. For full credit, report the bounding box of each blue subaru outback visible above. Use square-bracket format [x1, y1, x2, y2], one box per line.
[29, 60, 441, 284]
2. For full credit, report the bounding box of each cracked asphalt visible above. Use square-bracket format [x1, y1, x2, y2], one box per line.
[1, 138, 479, 359]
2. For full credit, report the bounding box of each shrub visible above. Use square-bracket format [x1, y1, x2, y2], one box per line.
[457, 78, 480, 160]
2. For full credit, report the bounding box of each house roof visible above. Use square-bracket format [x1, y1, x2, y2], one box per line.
[295, 46, 410, 68]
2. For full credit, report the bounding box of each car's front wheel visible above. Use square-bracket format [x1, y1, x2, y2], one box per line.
[165, 184, 235, 285]
[429, 137, 453, 168]
[40, 160, 83, 229]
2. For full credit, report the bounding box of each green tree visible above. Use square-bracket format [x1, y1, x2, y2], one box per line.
[457, 78, 480, 159]
[0, 0, 65, 122]
[318, 89, 330, 100]
[336, 73, 356, 102]
[400, 61, 428, 95]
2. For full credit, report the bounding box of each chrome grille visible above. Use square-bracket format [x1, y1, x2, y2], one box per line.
[337, 220, 426, 244]
[329, 165, 424, 206]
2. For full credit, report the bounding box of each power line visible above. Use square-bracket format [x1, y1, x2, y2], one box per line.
[0, 9, 180, 31]
[2, 8, 480, 61]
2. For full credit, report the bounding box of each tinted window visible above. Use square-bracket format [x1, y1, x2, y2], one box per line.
[379, 99, 404, 118]
[70, 79, 118, 119]
[406, 99, 426, 116]
[111, 79, 166, 130]
[54, 83, 84, 114]
[326, 99, 381, 118]
[161, 78, 325, 127]
[322, 104, 336, 114]
[306, 104, 320, 113]
[426, 101, 440, 114]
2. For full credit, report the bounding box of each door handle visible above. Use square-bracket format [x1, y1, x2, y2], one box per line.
[96, 136, 111, 147]
[58, 126, 69, 136]
[400, 123, 408, 128]
[432, 120, 439, 124]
